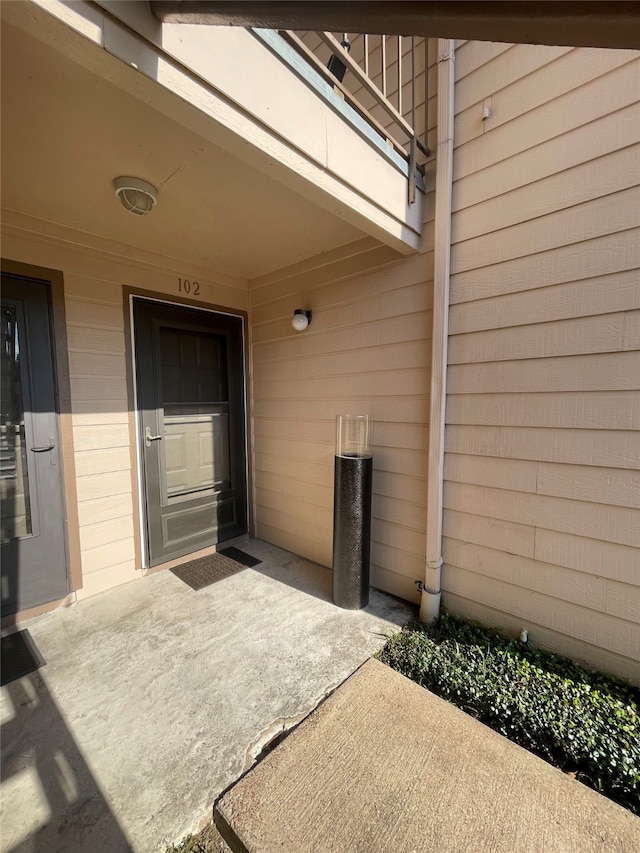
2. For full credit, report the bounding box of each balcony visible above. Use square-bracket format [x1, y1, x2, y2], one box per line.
[5, 0, 426, 259]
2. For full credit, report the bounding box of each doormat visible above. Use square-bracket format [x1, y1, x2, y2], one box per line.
[1, 629, 46, 686]
[218, 547, 262, 568]
[170, 552, 248, 591]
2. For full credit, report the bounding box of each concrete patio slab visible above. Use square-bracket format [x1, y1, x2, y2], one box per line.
[216, 658, 640, 853]
[0, 541, 412, 853]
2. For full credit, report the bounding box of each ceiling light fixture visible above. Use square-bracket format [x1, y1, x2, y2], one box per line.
[291, 309, 312, 332]
[113, 176, 158, 216]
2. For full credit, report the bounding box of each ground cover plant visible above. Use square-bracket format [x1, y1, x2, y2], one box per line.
[377, 612, 640, 815]
[165, 822, 230, 853]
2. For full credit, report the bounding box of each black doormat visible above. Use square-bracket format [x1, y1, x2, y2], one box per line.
[170, 552, 248, 591]
[1, 629, 46, 686]
[218, 547, 262, 568]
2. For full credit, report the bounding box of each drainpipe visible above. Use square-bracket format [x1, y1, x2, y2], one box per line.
[420, 38, 455, 624]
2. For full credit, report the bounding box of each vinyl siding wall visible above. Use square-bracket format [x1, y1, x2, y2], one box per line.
[1, 213, 248, 599]
[442, 42, 640, 682]
[249, 231, 434, 603]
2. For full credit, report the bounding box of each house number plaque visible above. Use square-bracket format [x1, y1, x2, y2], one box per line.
[177, 278, 200, 296]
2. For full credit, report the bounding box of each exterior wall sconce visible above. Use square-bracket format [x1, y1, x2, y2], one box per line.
[291, 309, 312, 331]
[113, 176, 158, 215]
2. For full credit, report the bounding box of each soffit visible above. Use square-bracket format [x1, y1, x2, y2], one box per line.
[0, 23, 363, 280]
[151, 1, 640, 50]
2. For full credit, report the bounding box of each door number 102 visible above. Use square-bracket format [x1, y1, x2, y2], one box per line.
[178, 278, 200, 295]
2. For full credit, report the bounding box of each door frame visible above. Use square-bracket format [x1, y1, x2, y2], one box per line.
[0, 258, 82, 621]
[125, 289, 251, 571]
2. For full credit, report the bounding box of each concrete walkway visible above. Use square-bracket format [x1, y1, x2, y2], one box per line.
[0, 540, 412, 853]
[216, 658, 640, 853]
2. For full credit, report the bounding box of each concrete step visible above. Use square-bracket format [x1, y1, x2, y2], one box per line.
[215, 658, 640, 852]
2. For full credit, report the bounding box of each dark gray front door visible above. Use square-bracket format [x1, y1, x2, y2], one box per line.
[1, 276, 68, 616]
[133, 300, 247, 566]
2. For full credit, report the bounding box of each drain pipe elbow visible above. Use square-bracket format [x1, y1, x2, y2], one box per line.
[419, 573, 442, 625]
[421, 38, 455, 625]
[420, 593, 441, 624]
[420, 558, 443, 623]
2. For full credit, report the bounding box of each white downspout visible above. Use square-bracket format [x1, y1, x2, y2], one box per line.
[420, 38, 455, 624]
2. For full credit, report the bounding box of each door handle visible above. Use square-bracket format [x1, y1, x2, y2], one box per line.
[145, 427, 163, 448]
[31, 436, 57, 465]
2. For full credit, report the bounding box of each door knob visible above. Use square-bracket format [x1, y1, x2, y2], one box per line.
[145, 427, 163, 448]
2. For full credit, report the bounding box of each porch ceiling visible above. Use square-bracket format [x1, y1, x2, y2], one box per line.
[0, 22, 363, 281]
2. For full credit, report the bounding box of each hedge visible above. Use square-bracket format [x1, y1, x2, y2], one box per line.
[377, 613, 640, 815]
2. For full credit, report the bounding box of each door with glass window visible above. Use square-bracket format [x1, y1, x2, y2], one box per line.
[1, 275, 68, 616]
[133, 299, 247, 566]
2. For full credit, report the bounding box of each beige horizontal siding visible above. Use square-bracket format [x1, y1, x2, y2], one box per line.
[450, 228, 639, 303]
[534, 530, 639, 585]
[452, 188, 639, 274]
[444, 482, 639, 547]
[444, 42, 640, 682]
[443, 538, 639, 623]
[454, 44, 571, 113]
[445, 453, 639, 508]
[446, 391, 639, 430]
[443, 509, 535, 558]
[444, 592, 640, 686]
[72, 424, 130, 452]
[65, 269, 136, 590]
[454, 100, 639, 208]
[74, 447, 132, 477]
[250, 226, 433, 601]
[76, 561, 138, 601]
[453, 147, 640, 243]
[442, 566, 639, 662]
[76, 493, 134, 528]
[253, 398, 429, 427]
[444, 454, 537, 493]
[448, 313, 632, 364]
[252, 242, 404, 307]
[445, 426, 640, 470]
[447, 352, 640, 394]
[78, 516, 135, 551]
[252, 277, 432, 343]
[454, 50, 637, 148]
[255, 422, 428, 457]
[455, 41, 514, 81]
[449, 271, 640, 334]
[253, 340, 429, 383]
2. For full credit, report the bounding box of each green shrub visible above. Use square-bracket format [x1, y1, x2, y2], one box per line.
[377, 613, 640, 815]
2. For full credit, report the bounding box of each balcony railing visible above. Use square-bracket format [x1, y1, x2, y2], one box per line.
[278, 31, 430, 203]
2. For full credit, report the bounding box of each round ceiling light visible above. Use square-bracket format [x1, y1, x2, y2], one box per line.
[113, 176, 158, 216]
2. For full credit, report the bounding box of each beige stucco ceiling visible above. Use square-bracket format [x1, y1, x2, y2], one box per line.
[1, 21, 364, 281]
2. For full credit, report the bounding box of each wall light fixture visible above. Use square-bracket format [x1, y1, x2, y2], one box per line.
[291, 309, 312, 331]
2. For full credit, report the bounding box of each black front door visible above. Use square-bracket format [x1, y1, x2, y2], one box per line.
[133, 300, 247, 566]
[1, 275, 68, 616]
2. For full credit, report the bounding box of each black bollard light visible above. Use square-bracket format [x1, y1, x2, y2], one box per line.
[332, 415, 372, 609]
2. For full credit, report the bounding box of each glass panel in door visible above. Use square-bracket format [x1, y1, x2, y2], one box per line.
[1, 303, 33, 542]
[1, 276, 68, 616]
